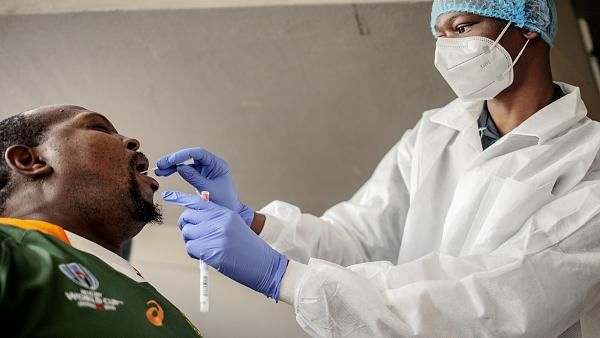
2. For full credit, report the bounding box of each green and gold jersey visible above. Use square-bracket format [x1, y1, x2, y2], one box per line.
[0, 219, 202, 337]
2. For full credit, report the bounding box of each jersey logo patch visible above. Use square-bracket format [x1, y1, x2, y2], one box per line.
[59, 262, 100, 290]
[59, 262, 124, 311]
[146, 300, 165, 327]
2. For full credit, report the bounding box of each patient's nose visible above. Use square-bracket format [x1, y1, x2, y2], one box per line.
[123, 137, 140, 151]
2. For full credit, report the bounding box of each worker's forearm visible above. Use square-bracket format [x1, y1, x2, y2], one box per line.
[278, 259, 308, 305]
[250, 212, 266, 235]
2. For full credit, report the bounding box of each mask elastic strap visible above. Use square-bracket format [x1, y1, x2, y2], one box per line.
[511, 39, 530, 65]
[500, 38, 531, 77]
[489, 21, 513, 51]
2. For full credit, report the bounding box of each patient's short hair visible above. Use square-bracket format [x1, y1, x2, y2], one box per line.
[0, 113, 52, 214]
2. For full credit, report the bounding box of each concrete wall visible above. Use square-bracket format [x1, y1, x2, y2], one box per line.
[0, 0, 418, 14]
[0, 2, 598, 337]
[553, 0, 600, 118]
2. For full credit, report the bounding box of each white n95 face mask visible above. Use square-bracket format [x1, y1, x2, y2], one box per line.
[434, 21, 530, 101]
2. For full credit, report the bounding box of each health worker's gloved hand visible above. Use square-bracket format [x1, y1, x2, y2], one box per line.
[162, 191, 288, 301]
[155, 148, 254, 226]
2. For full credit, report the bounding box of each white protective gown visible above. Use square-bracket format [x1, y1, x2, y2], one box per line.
[259, 82, 600, 338]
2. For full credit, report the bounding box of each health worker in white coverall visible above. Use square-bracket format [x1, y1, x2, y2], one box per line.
[158, 0, 600, 337]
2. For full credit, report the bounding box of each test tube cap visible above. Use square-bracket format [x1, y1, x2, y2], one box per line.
[200, 191, 210, 200]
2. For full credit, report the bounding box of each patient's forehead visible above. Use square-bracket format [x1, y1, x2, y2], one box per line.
[22, 104, 88, 122]
[20, 105, 111, 136]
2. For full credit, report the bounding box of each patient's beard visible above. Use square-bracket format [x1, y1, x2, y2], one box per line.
[129, 170, 162, 225]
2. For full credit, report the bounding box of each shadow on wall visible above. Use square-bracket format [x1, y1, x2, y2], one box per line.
[553, 0, 600, 120]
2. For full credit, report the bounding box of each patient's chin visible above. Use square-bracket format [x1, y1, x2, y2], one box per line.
[130, 174, 163, 225]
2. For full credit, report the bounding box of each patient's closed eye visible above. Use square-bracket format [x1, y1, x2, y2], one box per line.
[91, 125, 110, 133]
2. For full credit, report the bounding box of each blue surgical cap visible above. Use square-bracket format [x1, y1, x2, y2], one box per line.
[430, 0, 558, 47]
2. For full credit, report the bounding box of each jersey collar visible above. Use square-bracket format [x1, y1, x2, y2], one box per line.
[0, 217, 71, 245]
[0, 217, 145, 283]
[65, 230, 145, 283]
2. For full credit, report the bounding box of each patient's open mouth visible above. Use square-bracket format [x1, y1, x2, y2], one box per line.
[132, 153, 159, 191]
[136, 162, 149, 175]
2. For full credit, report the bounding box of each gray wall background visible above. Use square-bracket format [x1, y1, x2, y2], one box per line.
[0, 2, 598, 337]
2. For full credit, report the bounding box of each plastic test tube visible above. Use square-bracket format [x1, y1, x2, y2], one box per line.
[198, 190, 210, 313]
[141, 161, 208, 312]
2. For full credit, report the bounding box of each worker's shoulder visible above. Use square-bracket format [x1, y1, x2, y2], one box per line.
[585, 119, 600, 180]
[558, 117, 600, 182]
[583, 117, 600, 130]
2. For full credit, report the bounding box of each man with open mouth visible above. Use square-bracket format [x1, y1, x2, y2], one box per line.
[0, 105, 202, 337]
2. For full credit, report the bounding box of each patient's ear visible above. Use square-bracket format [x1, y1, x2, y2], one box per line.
[4, 145, 52, 178]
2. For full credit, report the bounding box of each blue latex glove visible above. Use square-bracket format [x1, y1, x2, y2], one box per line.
[155, 148, 254, 226]
[162, 190, 288, 301]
